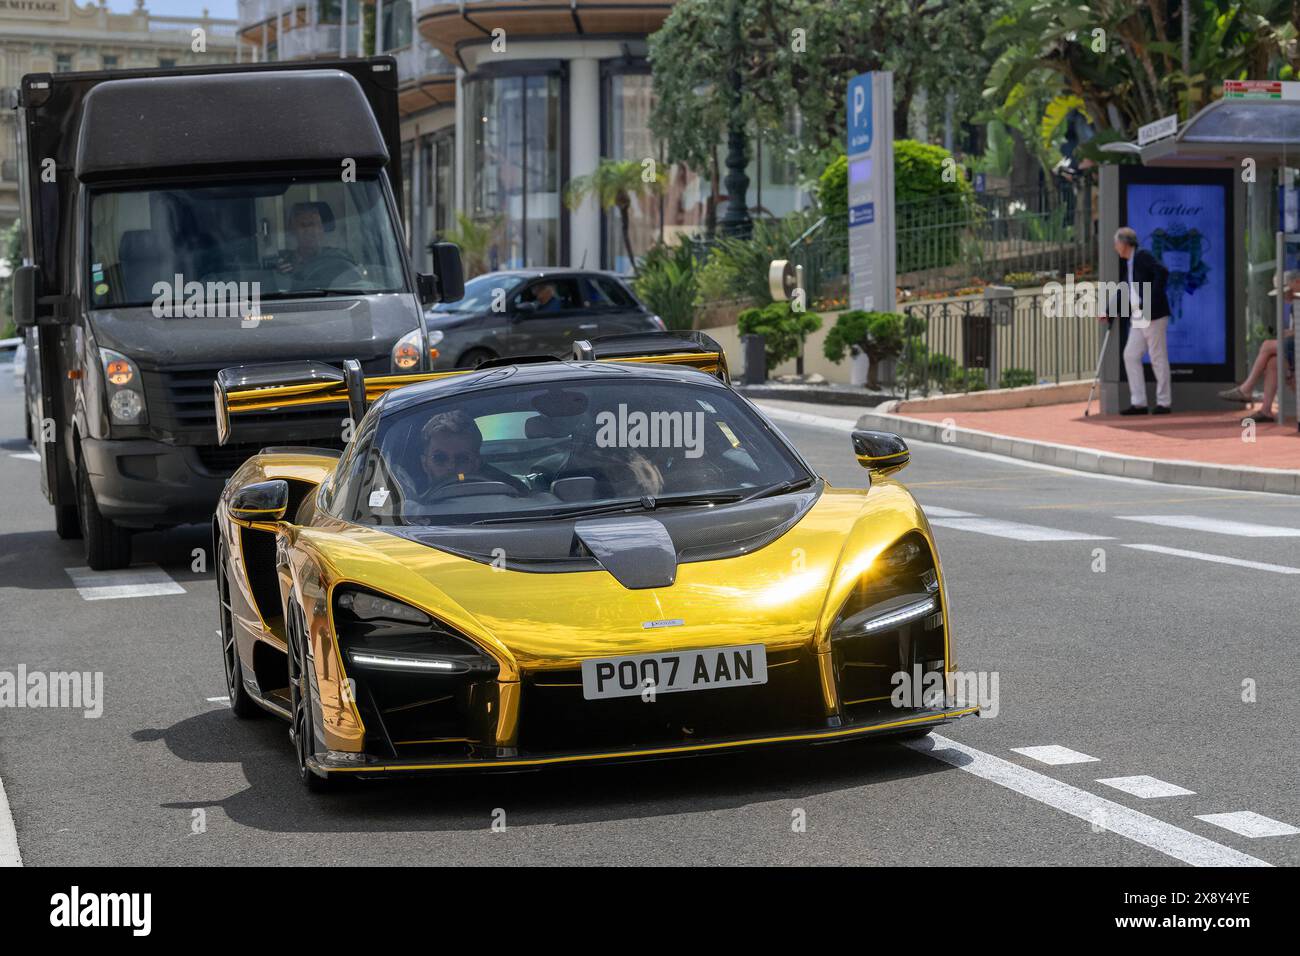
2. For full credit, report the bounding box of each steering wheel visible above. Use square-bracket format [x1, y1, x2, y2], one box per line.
[292, 249, 364, 289]
[426, 477, 526, 500]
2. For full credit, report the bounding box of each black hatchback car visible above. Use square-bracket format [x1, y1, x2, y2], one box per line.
[423, 269, 666, 369]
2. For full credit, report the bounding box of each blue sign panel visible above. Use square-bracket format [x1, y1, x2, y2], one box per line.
[849, 202, 875, 227]
[1124, 181, 1228, 366]
[847, 73, 873, 154]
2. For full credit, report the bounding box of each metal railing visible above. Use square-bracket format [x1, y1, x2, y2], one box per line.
[897, 291, 1103, 398]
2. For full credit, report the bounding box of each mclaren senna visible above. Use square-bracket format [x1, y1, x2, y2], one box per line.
[212, 332, 978, 790]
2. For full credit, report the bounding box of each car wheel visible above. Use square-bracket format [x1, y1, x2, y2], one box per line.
[456, 347, 496, 369]
[77, 456, 131, 570]
[286, 600, 336, 793]
[217, 542, 259, 719]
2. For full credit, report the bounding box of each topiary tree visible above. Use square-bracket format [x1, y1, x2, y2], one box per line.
[823, 309, 919, 389]
[737, 301, 821, 372]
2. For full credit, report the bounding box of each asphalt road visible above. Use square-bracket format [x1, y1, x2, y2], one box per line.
[1, 376, 1297, 867]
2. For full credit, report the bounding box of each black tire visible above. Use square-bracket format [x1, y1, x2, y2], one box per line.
[893, 728, 933, 742]
[76, 456, 131, 570]
[456, 347, 496, 369]
[217, 542, 260, 719]
[287, 600, 336, 793]
[54, 501, 81, 540]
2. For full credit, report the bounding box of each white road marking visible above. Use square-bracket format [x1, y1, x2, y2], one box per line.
[1117, 514, 1300, 537]
[755, 403, 1300, 499]
[9, 451, 39, 461]
[909, 734, 1270, 867]
[1011, 744, 1102, 765]
[919, 505, 977, 518]
[1195, 812, 1300, 839]
[928, 517, 1110, 542]
[206, 696, 230, 704]
[0, 770, 21, 867]
[1097, 775, 1196, 799]
[64, 566, 185, 601]
[1125, 544, 1300, 575]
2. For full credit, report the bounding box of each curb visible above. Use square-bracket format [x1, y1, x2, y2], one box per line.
[855, 409, 1300, 496]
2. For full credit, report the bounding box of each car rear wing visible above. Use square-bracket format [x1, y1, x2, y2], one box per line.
[572, 331, 729, 382]
[215, 333, 732, 445]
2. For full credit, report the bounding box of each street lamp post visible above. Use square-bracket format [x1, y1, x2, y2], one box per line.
[718, 0, 752, 239]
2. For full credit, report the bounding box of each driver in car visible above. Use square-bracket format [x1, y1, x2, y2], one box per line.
[418, 410, 528, 495]
[278, 203, 329, 276]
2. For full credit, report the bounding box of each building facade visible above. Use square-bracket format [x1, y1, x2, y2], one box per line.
[237, 0, 808, 275]
[0, 0, 240, 231]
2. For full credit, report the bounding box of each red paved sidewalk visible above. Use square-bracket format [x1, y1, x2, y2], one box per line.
[905, 403, 1300, 471]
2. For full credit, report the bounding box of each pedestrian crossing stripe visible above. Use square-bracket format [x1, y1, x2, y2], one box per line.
[927, 517, 1111, 542]
[1117, 515, 1300, 537]
[64, 566, 185, 601]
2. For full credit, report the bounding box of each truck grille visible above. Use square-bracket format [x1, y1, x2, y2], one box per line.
[142, 362, 354, 432]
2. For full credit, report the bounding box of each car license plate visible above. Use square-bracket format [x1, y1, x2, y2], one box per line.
[580, 644, 768, 700]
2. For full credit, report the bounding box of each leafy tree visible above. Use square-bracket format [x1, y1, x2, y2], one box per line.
[564, 158, 666, 277]
[1, 219, 22, 339]
[649, 0, 1008, 179]
[737, 301, 822, 369]
[695, 212, 823, 306]
[984, 0, 1299, 134]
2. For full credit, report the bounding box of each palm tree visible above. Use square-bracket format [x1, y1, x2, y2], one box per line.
[441, 212, 501, 279]
[563, 158, 666, 276]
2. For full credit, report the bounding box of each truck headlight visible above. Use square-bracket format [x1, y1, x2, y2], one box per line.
[100, 348, 147, 424]
[392, 329, 424, 370]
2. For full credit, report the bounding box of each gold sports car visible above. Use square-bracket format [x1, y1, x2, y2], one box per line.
[212, 333, 977, 790]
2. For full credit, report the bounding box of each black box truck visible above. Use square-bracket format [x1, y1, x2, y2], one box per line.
[10, 57, 462, 569]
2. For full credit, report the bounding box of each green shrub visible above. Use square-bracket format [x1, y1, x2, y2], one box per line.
[695, 214, 821, 307]
[737, 301, 822, 370]
[633, 240, 699, 331]
[999, 367, 1037, 389]
[947, 368, 988, 392]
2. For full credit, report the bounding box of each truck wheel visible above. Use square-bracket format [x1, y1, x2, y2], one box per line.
[54, 502, 82, 540]
[77, 458, 132, 570]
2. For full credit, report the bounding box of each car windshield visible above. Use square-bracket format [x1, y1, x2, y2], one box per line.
[428, 273, 527, 313]
[335, 378, 810, 527]
[87, 175, 407, 309]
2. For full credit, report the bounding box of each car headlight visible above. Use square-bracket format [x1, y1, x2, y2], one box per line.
[333, 587, 496, 676]
[99, 348, 147, 425]
[392, 329, 424, 371]
[831, 534, 941, 641]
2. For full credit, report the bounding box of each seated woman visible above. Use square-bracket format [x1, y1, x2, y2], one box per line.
[1219, 273, 1300, 422]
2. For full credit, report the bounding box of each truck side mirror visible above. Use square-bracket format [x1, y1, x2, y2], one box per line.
[13, 264, 40, 329]
[431, 241, 464, 303]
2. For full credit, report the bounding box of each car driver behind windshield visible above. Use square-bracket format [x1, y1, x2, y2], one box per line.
[277, 203, 327, 275]
[417, 410, 528, 496]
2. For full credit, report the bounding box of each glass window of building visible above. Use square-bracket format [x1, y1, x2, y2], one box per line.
[381, 0, 413, 51]
[465, 72, 562, 270]
[603, 68, 707, 272]
[102, 54, 118, 69]
[55, 53, 72, 73]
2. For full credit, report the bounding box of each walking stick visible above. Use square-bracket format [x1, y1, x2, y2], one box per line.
[1084, 319, 1112, 418]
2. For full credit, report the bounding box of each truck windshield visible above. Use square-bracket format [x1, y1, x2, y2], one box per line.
[88, 176, 407, 309]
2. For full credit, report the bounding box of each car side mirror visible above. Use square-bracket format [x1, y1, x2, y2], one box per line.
[228, 479, 289, 524]
[429, 241, 465, 304]
[13, 264, 40, 329]
[851, 430, 910, 476]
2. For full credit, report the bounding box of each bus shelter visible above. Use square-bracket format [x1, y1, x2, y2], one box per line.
[1097, 96, 1300, 424]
